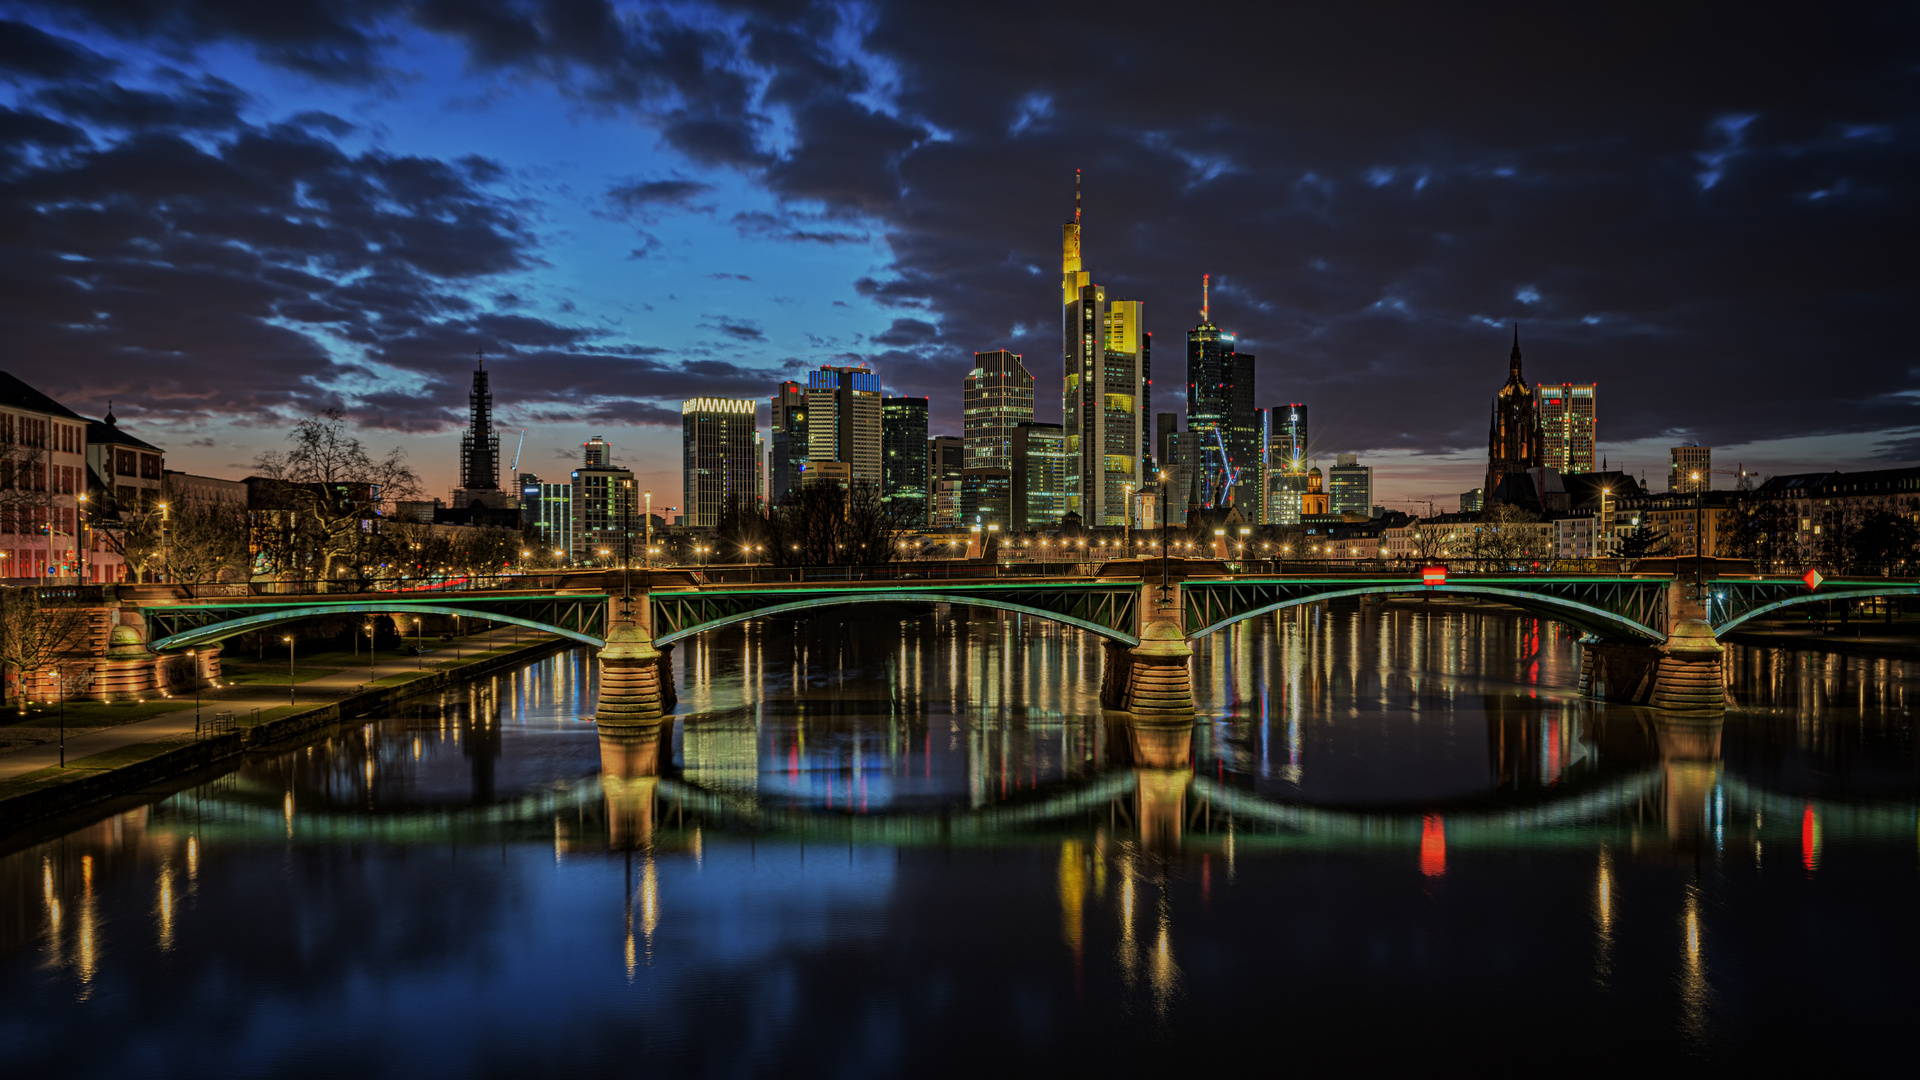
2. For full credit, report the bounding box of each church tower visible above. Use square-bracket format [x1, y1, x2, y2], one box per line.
[1485, 325, 1545, 502]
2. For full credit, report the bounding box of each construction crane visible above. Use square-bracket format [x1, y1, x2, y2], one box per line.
[1391, 497, 1441, 518]
[509, 428, 526, 474]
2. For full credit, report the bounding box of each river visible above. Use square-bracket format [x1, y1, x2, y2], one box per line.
[3, 600, 1916, 1074]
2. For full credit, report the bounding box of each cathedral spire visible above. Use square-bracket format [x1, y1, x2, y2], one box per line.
[1510, 323, 1522, 379]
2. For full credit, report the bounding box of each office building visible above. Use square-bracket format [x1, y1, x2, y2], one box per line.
[960, 468, 1013, 528]
[963, 351, 1034, 470]
[1010, 421, 1066, 528]
[881, 396, 929, 525]
[770, 380, 807, 504]
[1154, 412, 1179, 474]
[1487, 325, 1545, 501]
[805, 365, 882, 485]
[1670, 445, 1711, 493]
[1060, 176, 1145, 526]
[928, 434, 965, 528]
[1460, 487, 1485, 514]
[1328, 453, 1372, 517]
[1186, 275, 1258, 512]
[571, 437, 635, 565]
[1538, 383, 1597, 474]
[534, 480, 571, 562]
[681, 397, 758, 528]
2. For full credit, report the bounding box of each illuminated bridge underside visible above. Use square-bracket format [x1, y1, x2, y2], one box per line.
[1183, 578, 1670, 643]
[136, 771, 1919, 848]
[144, 594, 611, 652]
[649, 585, 1141, 648]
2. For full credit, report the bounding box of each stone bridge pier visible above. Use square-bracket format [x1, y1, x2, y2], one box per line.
[1099, 565, 1196, 716]
[1579, 576, 1727, 712]
[595, 586, 677, 731]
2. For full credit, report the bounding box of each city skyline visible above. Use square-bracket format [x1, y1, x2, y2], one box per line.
[0, 4, 1913, 508]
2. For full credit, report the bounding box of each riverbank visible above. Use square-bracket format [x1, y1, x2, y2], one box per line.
[0, 633, 578, 836]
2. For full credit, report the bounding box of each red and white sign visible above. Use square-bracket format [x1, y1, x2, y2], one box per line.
[1422, 565, 1448, 586]
[1802, 568, 1825, 591]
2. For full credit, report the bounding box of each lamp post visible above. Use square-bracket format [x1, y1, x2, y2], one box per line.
[1690, 470, 1705, 595]
[76, 492, 88, 584]
[412, 617, 422, 670]
[158, 501, 170, 584]
[186, 649, 201, 733]
[644, 491, 653, 569]
[283, 635, 296, 707]
[364, 622, 376, 683]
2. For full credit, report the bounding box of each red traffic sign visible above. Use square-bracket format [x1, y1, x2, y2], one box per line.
[1802, 568, 1824, 591]
[1422, 565, 1448, 586]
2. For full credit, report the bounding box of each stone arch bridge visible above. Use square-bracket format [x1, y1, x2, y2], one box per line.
[117, 562, 1920, 719]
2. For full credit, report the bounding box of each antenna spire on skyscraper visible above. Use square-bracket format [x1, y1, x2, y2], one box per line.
[1201, 273, 1210, 323]
[1074, 168, 1081, 224]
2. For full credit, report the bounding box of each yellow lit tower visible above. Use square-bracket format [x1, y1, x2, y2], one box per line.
[1060, 171, 1146, 526]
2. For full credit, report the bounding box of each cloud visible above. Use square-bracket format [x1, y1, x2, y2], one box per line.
[606, 177, 716, 221]
[699, 314, 765, 342]
[0, 17, 117, 81]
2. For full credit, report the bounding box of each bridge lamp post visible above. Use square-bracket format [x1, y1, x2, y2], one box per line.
[644, 491, 653, 570]
[283, 635, 296, 707]
[412, 617, 422, 669]
[158, 502, 169, 584]
[364, 623, 376, 682]
[76, 493, 87, 584]
[185, 649, 200, 733]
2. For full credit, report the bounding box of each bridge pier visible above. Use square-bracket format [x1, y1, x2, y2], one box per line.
[595, 617, 672, 730]
[1100, 570, 1196, 715]
[1579, 620, 1726, 712]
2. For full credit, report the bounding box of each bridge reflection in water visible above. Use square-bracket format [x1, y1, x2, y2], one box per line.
[6, 599, 1920, 1070]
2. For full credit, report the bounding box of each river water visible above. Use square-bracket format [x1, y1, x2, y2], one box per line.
[3, 601, 1916, 1074]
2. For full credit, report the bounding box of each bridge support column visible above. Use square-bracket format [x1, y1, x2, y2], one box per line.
[1104, 623, 1195, 715]
[595, 619, 670, 729]
[1579, 620, 1725, 713]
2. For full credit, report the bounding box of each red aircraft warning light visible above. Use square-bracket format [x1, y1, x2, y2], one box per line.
[1422, 565, 1448, 586]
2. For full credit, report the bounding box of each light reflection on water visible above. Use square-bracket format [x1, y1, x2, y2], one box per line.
[1, 599, 1917, 1073]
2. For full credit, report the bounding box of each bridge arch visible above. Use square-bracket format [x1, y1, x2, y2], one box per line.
[1187, 584, 1666, 644]
[1712, 584, 1920, 636]
[651, 592, 1141, 648]
[146, 603, 606, 652]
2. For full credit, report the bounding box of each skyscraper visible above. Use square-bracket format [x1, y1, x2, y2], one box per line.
[1538, 382, 1597, 474]
[881, 396, 929, 525]
[963, 350, 1034, 470]
[572, 437, 634, 565]
[1328, 453, 1373, 516]
[1060, 173, 1145, 526]
[927, 434, 965, 527]
[1486, 325, 1545, 501]
[805, 365, 882, 485]
[681, 397, 759, 528]
[1011, 421, 1066, 528]
[1186, 276, 1257, 511]
[455, 352, 504, 508]
[769, 380, 807, 504]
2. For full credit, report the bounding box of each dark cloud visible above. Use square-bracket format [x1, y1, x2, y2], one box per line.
[871, 317, 938, 348]
[0, 18, 116, 81]
[606, 177, 715, 222]
[34, 75, 248, 131]
[707, 271, 751, 280]
[21, 0, 401, 81]
[700, 314, 765, 341]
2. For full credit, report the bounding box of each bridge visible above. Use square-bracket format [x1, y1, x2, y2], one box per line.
[107, 560, 1920, 720]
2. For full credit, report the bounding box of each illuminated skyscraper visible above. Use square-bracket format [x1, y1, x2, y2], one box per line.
[769, 380, 807, 504]
[1264, 403, 1308, 524]
[1186, 275, 1257, 511]
[1328, 453, 1372, 516]
[1537, 382, 1597, 474]
[1060, 173, 1145, 526]
[963, 350, 1034, 470]
[681, 397, 758, 528]
[805, 365, 882, 485]
[1669, 445, 1711, 493]
[882, 396, 929, 525]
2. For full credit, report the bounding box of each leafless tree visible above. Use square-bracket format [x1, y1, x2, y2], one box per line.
[767, 480, 905, 567]
[254, 409, 421, 581]
[0, 587, 91, 712]
[1468, 503, 1545, 570]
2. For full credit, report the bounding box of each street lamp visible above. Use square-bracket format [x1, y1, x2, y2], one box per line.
[412, 617, 422, 669]
[644, 491, 653, 569]
[185, 649, 201, 732]
[76, 492, 88, 584]
[364, 622, 376, 682]
[283, 635, 296, 707]
[158, 501, 170, 584]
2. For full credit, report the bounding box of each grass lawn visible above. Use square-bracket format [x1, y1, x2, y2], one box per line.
[217, 666, 343, 687]
[0, 698, 195, 731]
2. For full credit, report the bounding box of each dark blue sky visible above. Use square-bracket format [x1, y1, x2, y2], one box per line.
[2, 1, 1915, 505]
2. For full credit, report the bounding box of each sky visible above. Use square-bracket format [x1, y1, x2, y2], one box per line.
[1, 0, 1916, 511]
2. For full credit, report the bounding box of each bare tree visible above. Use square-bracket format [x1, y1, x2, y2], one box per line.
[767, 480, 905, 567]
[165, 496, 253, 592]
[1468, 503, 1545, 570]
[0, 588, 91, 712]
[254, 409, 421, 581]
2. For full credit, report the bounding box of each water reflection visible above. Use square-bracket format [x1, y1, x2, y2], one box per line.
[1, 601, 1916, 1072]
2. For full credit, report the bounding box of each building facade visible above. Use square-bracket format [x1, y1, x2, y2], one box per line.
[681, 397, 759, 528]
[1670, 445, 1711, 493]
[1328, 453, 1372, 517]
[881, 396, 929, 525]
[962, 351, 1034, 471]
[572, 438, 635, 565]
[1537, 383, 1597, 475]
[0, 371, 90, 581]
[805, 365, 882, 485]
[1186, 281, 1258, 513]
